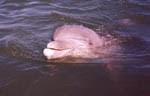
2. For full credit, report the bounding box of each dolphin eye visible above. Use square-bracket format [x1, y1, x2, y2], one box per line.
[89, 42, 92, 45]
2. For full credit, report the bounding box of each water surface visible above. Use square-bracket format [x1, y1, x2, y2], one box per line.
[0, 0, 150, 96]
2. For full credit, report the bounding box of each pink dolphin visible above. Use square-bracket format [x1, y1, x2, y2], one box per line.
[43, 25, 106, 59]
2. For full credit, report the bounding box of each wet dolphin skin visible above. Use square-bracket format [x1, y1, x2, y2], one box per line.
[43, 25, 106, 60]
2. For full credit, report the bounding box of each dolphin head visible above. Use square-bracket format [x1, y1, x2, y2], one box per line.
[43, 39, 100, 60]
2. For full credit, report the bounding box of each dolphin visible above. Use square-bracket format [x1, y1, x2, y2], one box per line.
[43, 25, 107, 60]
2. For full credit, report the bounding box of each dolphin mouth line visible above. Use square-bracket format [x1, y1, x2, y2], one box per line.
[46, 48, 71, 51]
[47, 48, 63, 51]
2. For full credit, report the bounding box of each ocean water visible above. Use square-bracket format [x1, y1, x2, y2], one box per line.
[0, 0, 150, 96]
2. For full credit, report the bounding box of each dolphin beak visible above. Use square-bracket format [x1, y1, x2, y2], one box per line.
[43, 48, 72, 59]
[43, 48, 54, 58]
[46, 42, 64, 51]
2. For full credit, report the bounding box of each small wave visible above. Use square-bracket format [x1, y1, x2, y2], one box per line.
[49, 3, 99, 11]
[127, 0, 150, 7]
[0, 33, 46, 62]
